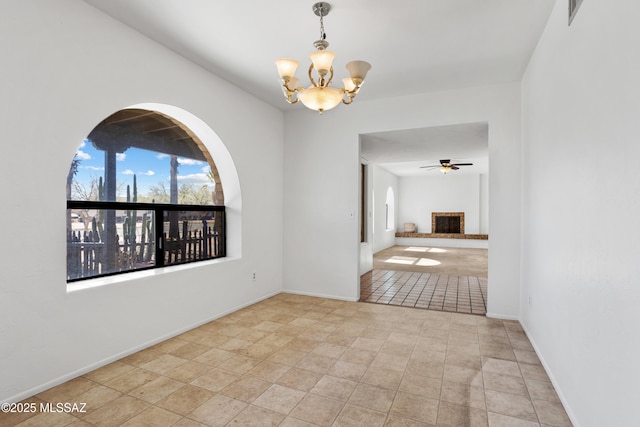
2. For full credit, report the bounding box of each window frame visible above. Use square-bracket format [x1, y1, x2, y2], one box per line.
[67, 199, 225, 282]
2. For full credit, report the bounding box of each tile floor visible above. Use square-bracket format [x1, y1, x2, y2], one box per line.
[361, 270, 488, 315]
[2, 294, 571, 427]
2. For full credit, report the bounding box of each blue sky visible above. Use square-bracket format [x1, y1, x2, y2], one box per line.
[72, 139, 212, 199]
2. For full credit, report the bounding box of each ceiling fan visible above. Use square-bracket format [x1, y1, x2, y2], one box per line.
[420, 159, 473, 174]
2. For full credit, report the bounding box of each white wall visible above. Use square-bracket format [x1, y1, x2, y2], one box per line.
[283, 83, 522, 317]
[479, 174, 489, 234]
[372, 165, 398, 253]
[0, 0, 283, 402]
[398, 174, 484, 234]
[521, 1, 640, 425]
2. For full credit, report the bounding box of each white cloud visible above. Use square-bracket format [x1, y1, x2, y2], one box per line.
[140, 170, 155, 176]
[81, 165, 104, 171]
[177, 172, 211, 186]
[178, 157, 204, 166]
[156, 153, 169, 160]
[122, 169, 134, 175]
[76, 150, 91, 160]
[116, 153, 126, 161]
[201, 166, 212, 173]
[79, 139, 87, 148]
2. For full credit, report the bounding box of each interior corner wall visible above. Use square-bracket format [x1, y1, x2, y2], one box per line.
[0, 0, 283, 403]
[283, 83, 521, 316]
[521, 1, 640, 425]
[372, 165, 398, 253]
[398, 174, 482, 234]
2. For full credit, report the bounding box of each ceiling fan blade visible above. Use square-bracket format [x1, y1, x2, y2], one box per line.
[420, 165, 440, 169]
[451, 163, 473, 166]
[451, 166, 460, 170]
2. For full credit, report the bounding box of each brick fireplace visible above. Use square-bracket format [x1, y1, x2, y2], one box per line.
[432, 212, 465, 234]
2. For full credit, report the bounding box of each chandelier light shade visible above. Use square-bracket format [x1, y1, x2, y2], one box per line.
[275, 2, 371, 114]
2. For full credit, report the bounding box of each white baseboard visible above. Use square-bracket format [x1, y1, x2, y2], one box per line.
[485, 312, 519, 321]
[282, 289, 359, 302]
[520, 322, 580, 427]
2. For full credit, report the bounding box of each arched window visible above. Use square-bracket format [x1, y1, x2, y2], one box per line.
[66, 108, 226, 282]
[385, 187, 395, 231]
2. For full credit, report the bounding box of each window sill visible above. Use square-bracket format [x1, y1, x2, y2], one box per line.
[66, 256, 239, 293]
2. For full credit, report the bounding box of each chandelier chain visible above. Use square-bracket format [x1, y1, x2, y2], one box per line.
[319, 12, 326, 40]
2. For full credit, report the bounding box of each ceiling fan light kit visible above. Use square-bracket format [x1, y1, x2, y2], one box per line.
[275, 2, 371, 114]
[420, 159, 474, 174]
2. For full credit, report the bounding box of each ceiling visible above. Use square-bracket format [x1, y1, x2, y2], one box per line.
[82, 0, 554, 175]
[361, 122, 488, 176]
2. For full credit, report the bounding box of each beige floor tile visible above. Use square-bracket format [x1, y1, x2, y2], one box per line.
[483, 371, 528, 396]
[156, 385, 213, 416]
[438, 401, 488, 426]
[252, 384, 307, 415]
[370, 352, 409, 372]
[190, 368, 239, 392]
[82, 361, 136, 384]
[164, 360, 212, 383]
[105, 367, 159, 393]
[481, 358, 522, 377]
[10, 411, 79, 427]
[72, 384, 122, 416]
[169, 342, 212, 360]
[247, 361, 291, 382]
[284, 337, 321, 353]
[361, 366, 403, 390]
[276, 368, 323, 392]
[188, 394, 247, 426]
[333, 403, 387, 427]
[487, 412, 541, 427]
[267, 348, 307, 366]
[324, 334, 357, 347]
[479, 345, 517, 361]
[295, 353, 336, 374]
[139, 354, 188, 375]
[36, 377, 96, 403]
[309, 375, 357, 401]
[218, 355, 262, 375]
[327, 360, 368, 382]
[193, 348, 235, 367]
[311, 342, 348, 359]
[17, 295, 574, 427]
[129, 376, 184, 403]
[384, 414, 433, 426]
[348, 383, 396, 413]
[525, 379, 561, 402]
[82, 395, 149, 427]
[443, 364, 483, 386]
[241, 343, 281, 360]
[519, 364, 550, 382]
[485, 390, 538, 422]
[172, 418, 208, 427]
[514, 350, 542, 365]
[532, 400, 572, 427]
[390, 392, 438, 425]
[446, 352, 482, 370]
[120, 406, 182, 426]
[289, 394, 344, 426]
[440, 381, 486, 410]
[221, 377, 269, 403]
[339, 348, 377, 366]
[227, 404, 285, 426]
[398, 373, 441, 399]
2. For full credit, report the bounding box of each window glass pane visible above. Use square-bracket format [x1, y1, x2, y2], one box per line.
[67, 209, 156, 281]
[162, 210, 224, 266]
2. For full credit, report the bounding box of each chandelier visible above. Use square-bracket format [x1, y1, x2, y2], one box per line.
[275, 2, 371, 114]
